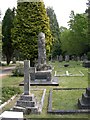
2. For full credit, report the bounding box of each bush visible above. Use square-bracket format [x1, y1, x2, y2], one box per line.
[87, 52, 90, 60]
[12, 63, 24, 76]
[1, 87, 21, 103]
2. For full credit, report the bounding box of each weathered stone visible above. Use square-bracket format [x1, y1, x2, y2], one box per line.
[38, 32, 46, 65]
[78, 88, 90, 109]
[59, 55, 63, 62]
[13, 60, 40, 114]
[65, 55, 69, 62]
[24, 60, 30, 95]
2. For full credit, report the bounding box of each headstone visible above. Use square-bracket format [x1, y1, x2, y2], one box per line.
[0, 111, 23, 120]
[57, 55, 59, 61]
[59, 55, 63, 62]
[71, 55, 75, 61]
[65, 55, 69, 62]
[83, 54, 88, 61]
[38, 32, 46, 65]
[78, 62, 90, 109]
[81, 56, 84, 61]
[13, 60, 39, 114]
[77, 56, 80, 61]
[12, 57, 16, 64]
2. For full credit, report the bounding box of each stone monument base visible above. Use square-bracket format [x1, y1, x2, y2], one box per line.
[83, 61, 90, 68]
[13, 93, 39, 114]
[78, 88, 90, 109]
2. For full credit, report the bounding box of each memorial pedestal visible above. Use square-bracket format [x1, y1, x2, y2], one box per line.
[78, 88, 90, 109]
[13, 94, 39, 114]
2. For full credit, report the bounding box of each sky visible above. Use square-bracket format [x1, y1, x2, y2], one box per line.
[0, 0, 87, 28]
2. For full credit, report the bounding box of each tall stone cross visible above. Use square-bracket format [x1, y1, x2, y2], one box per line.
[24, 60, 30, 95]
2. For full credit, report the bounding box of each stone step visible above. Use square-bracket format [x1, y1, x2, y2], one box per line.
[26, 106, 39, 114]
[82, 93, 90, 104]
[16, 100, 36, 107]
[20, 94, 35, 101]
[78, 99, 90, 109]
[86, 88, 90, 96]
[13, 106, 26, 113]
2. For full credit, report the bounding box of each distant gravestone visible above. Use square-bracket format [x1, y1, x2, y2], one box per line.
[57, 55, 59, 61]
[59, 55, 63, 62]
[77, 56, 80, 61]
[83, 54, 88, 61]
[65, 55, 69, 62]
[12, 57, 16, 64]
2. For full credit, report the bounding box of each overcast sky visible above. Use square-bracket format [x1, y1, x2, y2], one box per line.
[0, 0, 87, 28]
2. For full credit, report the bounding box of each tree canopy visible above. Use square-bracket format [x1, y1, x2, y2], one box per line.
[60, 11, 88, 56]
[46, 7, 61, 57]
[12, 1, 53, 65]
[2, 8, 15, 65]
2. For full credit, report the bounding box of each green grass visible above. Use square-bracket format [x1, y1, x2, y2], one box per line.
[2, 76, 23, 87]
[1, 61, 90, 119]
[52, 89, 85, 110]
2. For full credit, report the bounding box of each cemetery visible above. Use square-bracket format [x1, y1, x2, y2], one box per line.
[0, 59, 90, 119]
[0, 29, 90, 119]
[0, 0, 90, 119]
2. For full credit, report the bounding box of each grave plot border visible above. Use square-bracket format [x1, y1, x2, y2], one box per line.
[30, 88, 46, 113]
[54, 70, 84, 77]
[48, 88, 90, 114]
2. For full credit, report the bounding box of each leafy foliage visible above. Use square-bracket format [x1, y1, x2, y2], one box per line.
[12, 63, 24, 76]
[2, 8, 15, 65]
[2, 87, 21, 103]
[46, 7, 61, 57]
[12, 1, 53, 66]
[86, 0, 90, 52]
[60, 11, 88, 56]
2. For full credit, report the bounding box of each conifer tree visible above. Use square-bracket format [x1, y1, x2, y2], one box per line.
[2, 8, 15, 65]
[46, 7, 61, 57]
[12, 0, 53, 65]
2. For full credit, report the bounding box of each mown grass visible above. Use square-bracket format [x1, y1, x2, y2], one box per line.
[52, 89, 85, 110]
[1, 61, 90, 119]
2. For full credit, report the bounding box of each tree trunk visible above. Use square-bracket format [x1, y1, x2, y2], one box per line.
[6, 55, 11, 65]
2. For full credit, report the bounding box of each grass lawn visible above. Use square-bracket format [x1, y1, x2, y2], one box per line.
[1, 61, 90, 119]
[52, 89, 85, 110]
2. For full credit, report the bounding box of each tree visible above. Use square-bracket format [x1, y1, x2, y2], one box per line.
[46, 7, 61, 57]
[2, 8, 15, 65]
[12, 0, 53, 66]
[86, 0, 90, 51]
[0, 22, 2, 63]
[60, 11, 88, 56]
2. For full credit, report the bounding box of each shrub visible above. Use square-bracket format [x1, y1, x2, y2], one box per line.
[87, 52, 90, 60]
[1, 87, 21, 103]
[12, 63, 24, 76]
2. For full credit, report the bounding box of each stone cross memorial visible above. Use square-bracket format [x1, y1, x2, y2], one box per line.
[13, 60, 39, 114]
[24, 60, 30, 95]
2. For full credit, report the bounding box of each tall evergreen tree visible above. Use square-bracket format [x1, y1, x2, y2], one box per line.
[86, 0, 90, 52]
[2, 8, 15, 65]
[12, 0, 53, 66]
[46, 7, 61, 57]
